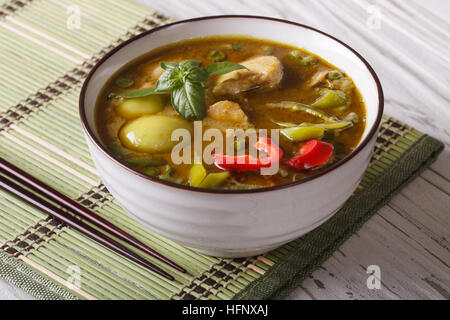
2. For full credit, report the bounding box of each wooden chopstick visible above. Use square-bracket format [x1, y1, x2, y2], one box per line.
[0, 158, 185, 274]
[0, 174, 174, 280]
[0, 158, 184, 280]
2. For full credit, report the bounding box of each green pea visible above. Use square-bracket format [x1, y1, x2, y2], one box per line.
[198, 172, 230, 189]
[262, 46, 273, 55]
[312, 90, 347, 108]
[281, 126, 325, 141]
[115, 77, 135, 88]
[300, 56, 318, 66]
[232, 43, 243, 51]
[288, 50, 301, 59]
[327, 70, 343, 80]
[207, 50, 227, 62]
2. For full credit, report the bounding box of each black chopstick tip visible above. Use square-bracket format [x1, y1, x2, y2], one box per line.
[178, 267, 187, 273]
[154, 268, 175, 281]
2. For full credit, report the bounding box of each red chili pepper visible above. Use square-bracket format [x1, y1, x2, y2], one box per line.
[284, 139, 334, 170]
[212, 136, 283, 171]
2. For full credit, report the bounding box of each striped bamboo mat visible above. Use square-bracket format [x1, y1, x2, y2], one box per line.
[0, 0, 444, 300]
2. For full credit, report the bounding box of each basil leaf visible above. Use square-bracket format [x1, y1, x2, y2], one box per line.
[156, 67, 183, 91]
[171, 81, 205, 121]
[204, 62, 247, 76]
[186, 67, 209, 83]
[160, 62, 178, 71]
[179, 60, 201, 70]
[118, 88, 166, 99]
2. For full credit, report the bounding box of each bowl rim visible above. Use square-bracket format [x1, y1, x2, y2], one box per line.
[79, 15, 384, 194]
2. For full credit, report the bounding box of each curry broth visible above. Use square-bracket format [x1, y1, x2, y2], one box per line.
[95, 36, 366, 189]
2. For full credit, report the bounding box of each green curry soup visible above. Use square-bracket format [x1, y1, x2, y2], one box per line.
[95, 36, 366, 190]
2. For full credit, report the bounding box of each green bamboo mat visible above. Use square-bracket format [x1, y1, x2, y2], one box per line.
[0, 0, 444, 300]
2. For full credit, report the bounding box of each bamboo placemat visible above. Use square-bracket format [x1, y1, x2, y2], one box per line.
[0, 0, 444, 300]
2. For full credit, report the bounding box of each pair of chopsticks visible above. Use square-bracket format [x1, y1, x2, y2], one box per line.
[0, 157, 185, 280]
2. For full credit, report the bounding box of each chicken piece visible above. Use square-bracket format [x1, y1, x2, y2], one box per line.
[213, 56, 283, 96]
[307, 70, 329, 88]
[207, 100, 248, 123]
[329, 77, 354, 97]
[203, 100, 253, 130]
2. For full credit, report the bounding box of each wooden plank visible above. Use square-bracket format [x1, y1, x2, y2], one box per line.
[390, 178, 450, 251]
[420, 169, 450, 196]
[289, 174, 449, 300]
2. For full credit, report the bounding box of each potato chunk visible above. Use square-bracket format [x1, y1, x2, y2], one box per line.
[119, 115, 193, 153]
[116, 95, 166, 119]
[213, 56, 283, 96]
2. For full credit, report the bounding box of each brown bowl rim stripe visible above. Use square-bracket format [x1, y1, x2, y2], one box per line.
[79, 15, 384, 194]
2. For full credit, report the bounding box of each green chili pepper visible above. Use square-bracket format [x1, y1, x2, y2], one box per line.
[124, 157, 167, 167]
[269, 117, 353, 131]
[228, 184, 262, 190]
[198, 172, 230, 189]
[164, 164, 175, 176]
[107, 142, 130, 158]
[266, 102, 338, 122]
[333, 106, 349, 113]
[189, 163, 207, 187]
[207, 50, 227, 62]
[343, 112, 359, 123]
[158, 175, 182, 184]
[142, 167, 160, 176]
[269, 119, 297, 127]
[312, 89, 347, 108]
[281, 126, 325, 141]
[299, 121, 353, 130]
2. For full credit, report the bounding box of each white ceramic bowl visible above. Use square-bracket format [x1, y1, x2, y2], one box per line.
[80, 16, 383, 257]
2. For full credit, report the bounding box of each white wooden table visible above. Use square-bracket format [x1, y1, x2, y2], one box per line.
[1, 0, 448, 300]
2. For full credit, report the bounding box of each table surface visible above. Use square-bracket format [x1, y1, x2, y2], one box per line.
[1, 0, 449, 300]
